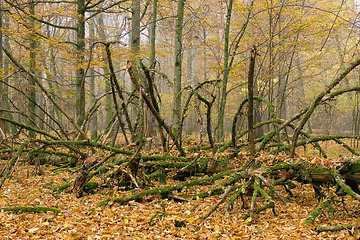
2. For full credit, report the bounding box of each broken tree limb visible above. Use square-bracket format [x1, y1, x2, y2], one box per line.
[331, 168, 360, 201]
[197, 93, 216, 150]
[291, 56, 360, 157]
[315, 224, 356, 232]
[128, 61, 186, 156]
[244, 177, 276, 225]
[97, 169, 238, 207]
[104, 42, 134, 142]
[304, 193, 334, 226]
[275, 135, 359, 156]
[232, 96, 275, 149]
[0, 139, 29, 190]
[72, 152, 116, 197]
[201, 185, 232, 219]
[31, 139, 133, 157]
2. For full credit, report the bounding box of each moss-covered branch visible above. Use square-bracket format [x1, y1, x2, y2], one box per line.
[304, 193, 333, 226]
[97, 169, 239, 207]
[0, 206, 60, 214]
[315, 224, 355, 232]
[331, 169, 360, 201]
[0, 139, 29, 190]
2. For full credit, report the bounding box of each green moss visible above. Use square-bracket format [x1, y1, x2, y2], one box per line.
[0, 206, 60, 214]
[84, 182, 99, 192]
[53, 182, 71, 192]
[53, 181, 99, 193]
[310, 166, 331, 175]
[97, 169, 238, 207]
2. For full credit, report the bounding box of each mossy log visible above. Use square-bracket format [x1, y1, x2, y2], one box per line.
[53, 181, 99, 193]
[0, 206, 61, 214]
[97, 170, 239, 207]
[145, 157, 232, 177]
[315, 224, 356, 232]
[97, 156, 360, 229]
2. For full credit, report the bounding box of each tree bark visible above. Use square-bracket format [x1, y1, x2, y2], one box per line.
[28, 0, 37, 138]
[149, 0, 158, 67]
[76, 0, 86, 128]
[0, 1, 4, 140]
[248, 47, 257, 157]
[89, 19, 97, 140]
[173, 0, 185, 138]
[217, 0, 233, 142]
[97, 13, 113, 134]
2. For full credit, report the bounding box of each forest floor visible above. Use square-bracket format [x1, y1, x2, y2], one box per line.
[0, 141, 359, 239]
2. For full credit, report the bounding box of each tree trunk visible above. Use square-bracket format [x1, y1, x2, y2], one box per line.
[217, 0, 233, 142]
[0, 0, 4, 140]
[2, 17, 16, 134]
[149, 0, 158, 67]
[89, 19, 97, 140]
[28, 0, 37, 137]
[248, 47, 257, 158]
[98, 14, 113, 132]
[76, 0, 86, 128]
[173, 0, 185, 138]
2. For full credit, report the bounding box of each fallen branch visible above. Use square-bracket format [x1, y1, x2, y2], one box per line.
[201, 185, 232, 219]
[315, 224, 356, 232]
[0, 206, 61, 214]
[0, 139, 29, 190]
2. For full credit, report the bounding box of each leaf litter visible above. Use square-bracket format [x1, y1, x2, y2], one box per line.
[0, 156, 358, 239]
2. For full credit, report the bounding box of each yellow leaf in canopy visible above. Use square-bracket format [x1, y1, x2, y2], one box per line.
[186, 217, 196, 223]
[43, 221, 49, 226]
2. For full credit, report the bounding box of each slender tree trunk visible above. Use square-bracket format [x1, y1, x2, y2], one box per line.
[248, 47, 257, 157]
[131, 0, 140, 55]
[28, 0, 37, 137]
[149, 0, 157, 67]
[98, 14, 113, 130]
[48, 48, 62, 127]
[130, 0, 141, 141]
[267, 0, 274, 132]
[0, 0, 4, 139]
[173, 0, 185, 138]
[148, 0, 158, 145]
[217, 0, 233, 142]
[203, 28, 207, 82]
[89, 20, 97, 140]
[2, 17, 15, 134]
[76, 0, 86, 128]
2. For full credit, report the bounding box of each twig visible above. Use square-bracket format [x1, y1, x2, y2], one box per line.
[122, 169, 141, 189]
[201, 185, 232, 219]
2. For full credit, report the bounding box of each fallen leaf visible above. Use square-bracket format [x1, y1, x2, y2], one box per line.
[28, 227, 39, 233]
